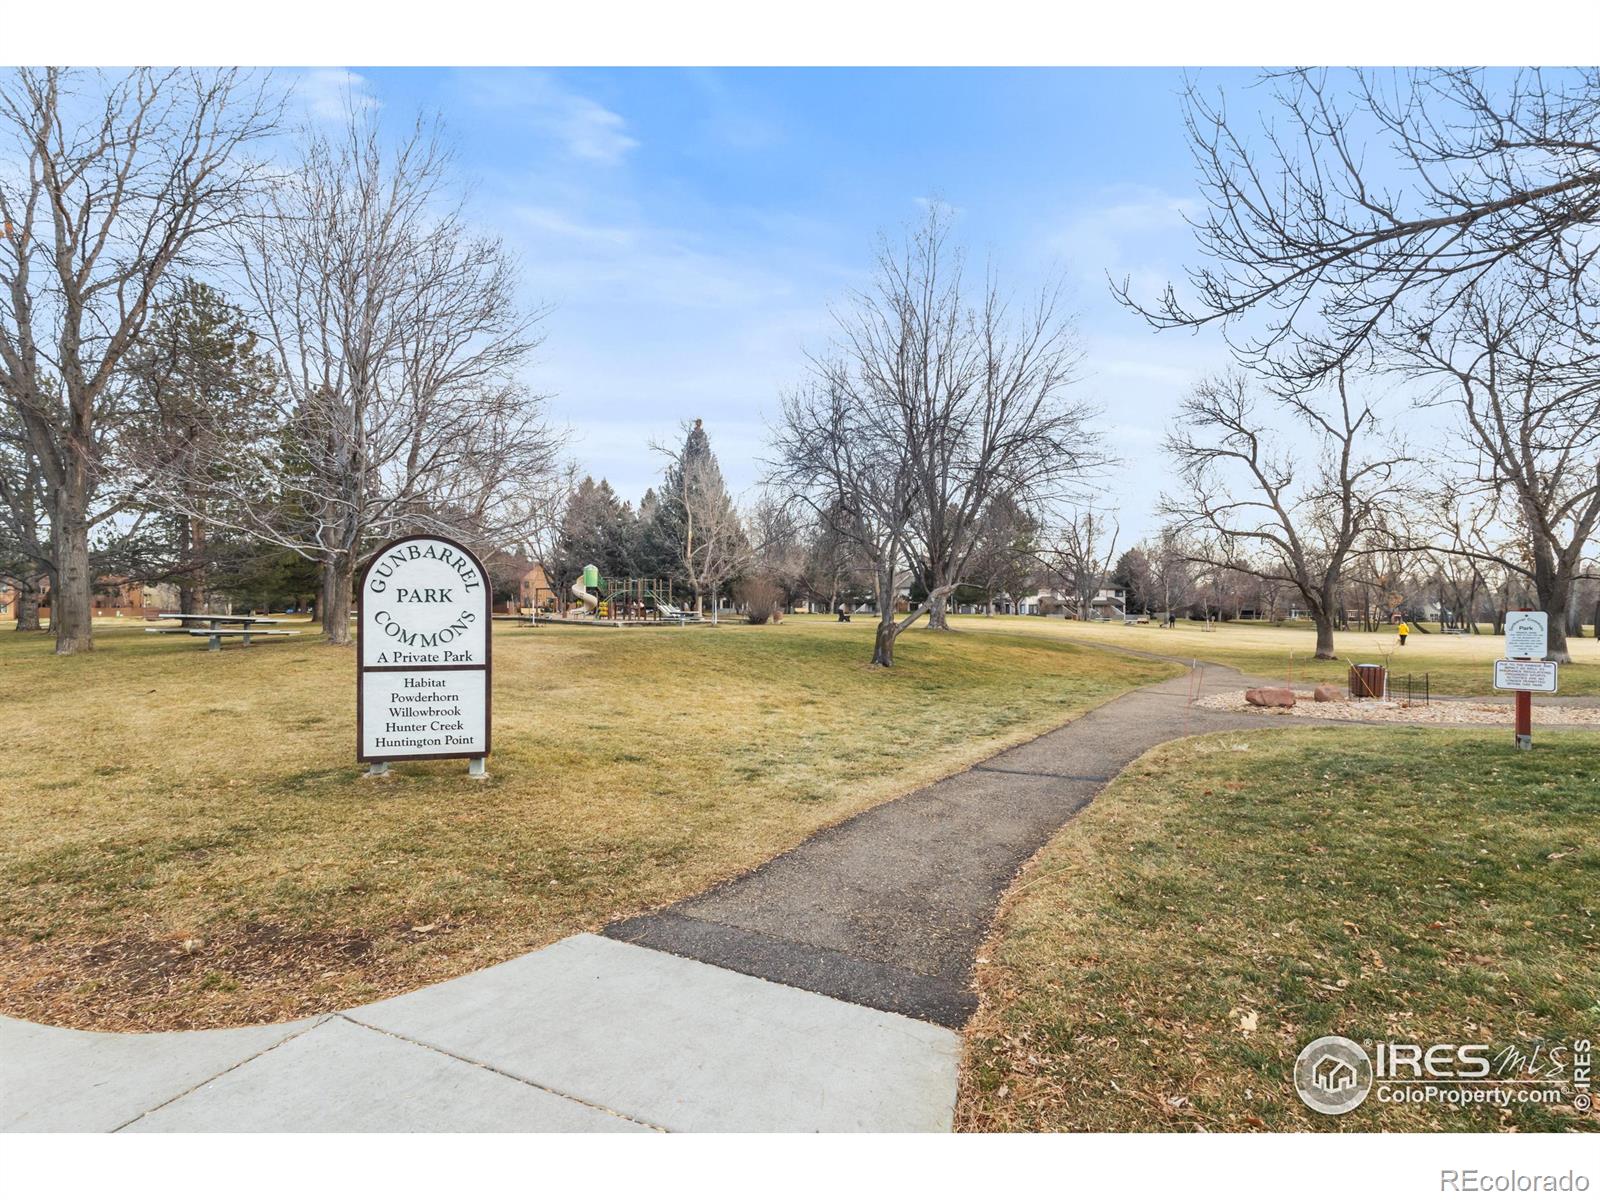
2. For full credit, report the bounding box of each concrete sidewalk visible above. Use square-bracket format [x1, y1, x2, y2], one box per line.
[1, 935, 959, 1132]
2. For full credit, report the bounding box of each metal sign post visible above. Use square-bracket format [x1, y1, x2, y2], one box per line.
[357, 535, 493, 777]
[1514, 686, 1532, 751]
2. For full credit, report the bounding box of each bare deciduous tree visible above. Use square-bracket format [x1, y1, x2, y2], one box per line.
[797, 501, 868, 616]
[1387, 283, 1600, 662]
[163, 108, 556, 644]
[1144, 528, 1193, 621]
[965, 494, 1039, 615]
[1119, 68, 1600, 388]
[517, 462, 579, 612]
[1040, 508, 1119, 622]
[747, 492, 807, 612]
[0, 67, 277, 652]
[772, 210, 1102, 666]
[1162, 372, 1411, 658]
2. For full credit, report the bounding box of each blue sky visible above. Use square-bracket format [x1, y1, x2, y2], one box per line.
[301, 67, 1254, 543]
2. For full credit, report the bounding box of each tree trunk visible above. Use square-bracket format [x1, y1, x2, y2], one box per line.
[178, 512, 210, 625]
[51, 491, 94, 655]
[927, 589, 951, 631]
[321, 555, 354, 645]
[1538, 571, 1573, 663]
[870, 563, 899, 666]
[710, 585, 720, 626]
[1312, 609, 1337, 659]
[14, 577, 42, 632]
[872, 615, 897, 667]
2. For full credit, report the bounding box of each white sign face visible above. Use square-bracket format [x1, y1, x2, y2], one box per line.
[1504, 611, 1548, 660]
[361, 538, 488, 667]
[361, 670, 488, 758]
[1494, 658, 1558, 693]
[358, 536, 491, 762]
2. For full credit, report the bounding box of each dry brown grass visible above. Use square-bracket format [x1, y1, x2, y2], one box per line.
[1, 614, 1174, 1030]
[950, 614, 1600, 697]
[957, 727, 1600, 1132]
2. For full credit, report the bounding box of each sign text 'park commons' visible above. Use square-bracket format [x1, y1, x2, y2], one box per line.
[358, 536, 491, 763]
[362, 540, 487, 665]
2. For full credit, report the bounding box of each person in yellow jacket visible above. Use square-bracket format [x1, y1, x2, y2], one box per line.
[1397, 620, 1410, 646]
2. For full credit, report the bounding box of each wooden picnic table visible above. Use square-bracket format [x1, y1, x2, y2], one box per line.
[145, 613, 297, 652]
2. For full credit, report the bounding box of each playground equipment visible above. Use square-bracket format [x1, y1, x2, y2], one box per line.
[570, 564, 601, 614]
[548, 566, 696, 625]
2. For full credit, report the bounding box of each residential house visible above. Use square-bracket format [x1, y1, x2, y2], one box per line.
[1016, 585, 1126, 620]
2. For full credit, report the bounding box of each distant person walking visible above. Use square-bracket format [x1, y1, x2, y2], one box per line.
[1397, 620, 1410, 646]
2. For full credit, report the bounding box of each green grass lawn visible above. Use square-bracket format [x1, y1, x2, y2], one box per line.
[0, 614, 1175, 1031]
[950, 614, 1600, 697]
[957, 726, 1600, 1132]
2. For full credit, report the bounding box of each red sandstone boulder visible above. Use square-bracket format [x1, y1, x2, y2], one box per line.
[1312, 684, 1343, 702]
[1244, 686, 1297, 708]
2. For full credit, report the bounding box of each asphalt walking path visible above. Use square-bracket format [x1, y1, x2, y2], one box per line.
[0, 651, 1307, 1133]
[606, 657, 1281, 1029]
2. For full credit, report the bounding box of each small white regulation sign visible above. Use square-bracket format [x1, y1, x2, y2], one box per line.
[1494, 658, 1558, 694]
[357, 535, 492, 762]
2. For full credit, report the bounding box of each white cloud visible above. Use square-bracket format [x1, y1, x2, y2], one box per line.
[1046, 185, 1198, 286]
[294, 69, 380, 122]
[514, 205, 638, 249]
[507, 203, 807, 311]
[467, 71, 638, 165]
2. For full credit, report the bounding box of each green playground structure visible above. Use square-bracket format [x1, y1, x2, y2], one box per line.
[569, 563, 602, 612]
[553, 565, 696, 624]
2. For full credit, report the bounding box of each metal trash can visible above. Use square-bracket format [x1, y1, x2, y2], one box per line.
[1348, 663, 1387, 700]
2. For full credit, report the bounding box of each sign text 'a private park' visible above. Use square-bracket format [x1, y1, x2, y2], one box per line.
[358, 535, 491, 776]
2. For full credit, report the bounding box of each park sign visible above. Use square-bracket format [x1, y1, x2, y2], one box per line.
[1504, 610, 1548, 660]
[357, 535, 491, 773]
[1498, 610, 1553, 752]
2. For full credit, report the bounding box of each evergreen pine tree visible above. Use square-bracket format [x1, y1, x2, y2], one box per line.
[648, 419, 745, 612]
[553, 477, 634, 593]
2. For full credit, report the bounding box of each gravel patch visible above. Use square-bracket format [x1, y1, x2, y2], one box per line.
[1196, 690, 1600, 726]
